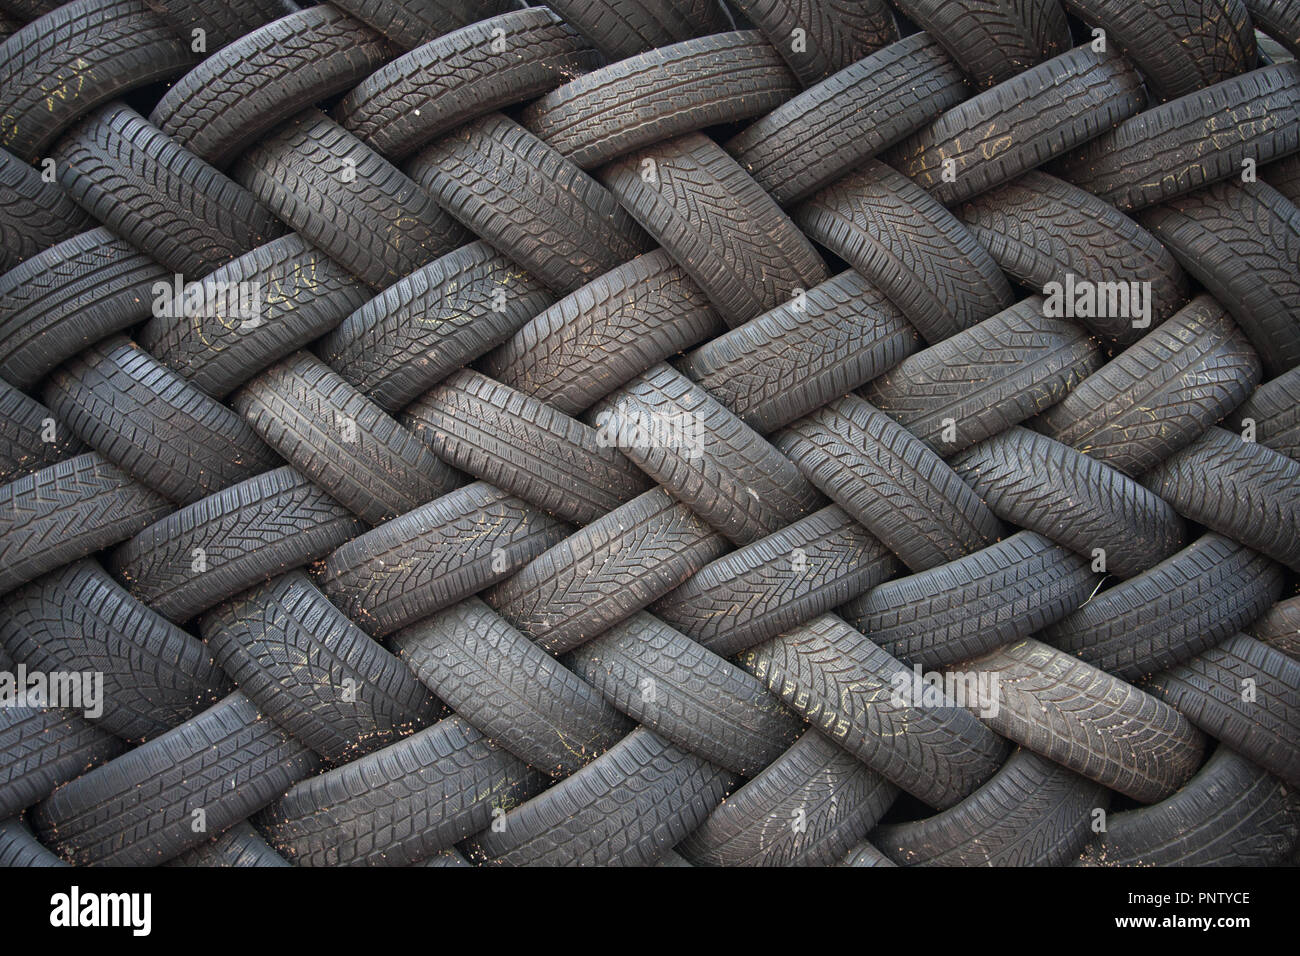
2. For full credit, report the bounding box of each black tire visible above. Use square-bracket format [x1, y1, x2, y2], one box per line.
[0, 816, 66, 867]
[948, 427, 1188, 577]
[1248, 0, 1300, 56]
[390, 597, 631, 777]
[842, 841, 895, 866]
[1143, 426, 1300, 571]
[200, 572, 439, 763]
[484, 488, 726, 655]
[1143, 633, 1300, 786]
[257, 715, 546, 866]
[888, 0, 1072, 88]
[677, 730, 897, 866]
[592, 364, 823, 545]
[1033, 295, 1262, 475]
[886, 44, 1146, 206]
[0, 0, 197, 161]
[724, 32, 969, 207]
[43, 336, 279, 505]
[484, 249, 723, 417]
[0, 227, 168, 390]
[402, 369, 650, 525]
[145, 0, 299, 50]
[337, 8, 598, 160]
[522, 31, 798, 170]
[233, 110, 469, 289]
[1042, 534, 1285, 681]
[861, 297, 1103, 454]
[139, 234, 373, 399]
[0, 453, 170, 595]
[0, 381, 84, 484]
[108, 465, 362, 622]
[1053, 62, 1300, 212]
[874, 747, 1108, 866]
[0, 559, 229, 742]
[652, 504, 897, 656]
[955, 171, 1190, 342]
[329, 0, 514, 49]
[1079, 744, 1300, 866]
[33, 692, 318, 866]
[599, 132, 829, 327]
[840, 531, 1096, 670]
[541, 0, 729, 60]
[318, 481, 569, 636]
[0, 0, 57, 19]
[0, 149, 91, 272]
[1139, 180, 1300, 376]
[1061, 0, 1257, 101]
[677, 269, 916, 433]
[407, 113, 652, 295]
[164, 821, 289, 867]
[960, 638, 1206, 803]
[737, 614, 1007, 809]
[464, 727, 732, 867]
[1228, 365, 1300, 462]
[727, 0, 898, 84]
[794, 160, 1015, 343]
[0, 706, 122, 821]
[320, 241, 553, 412]
[53, 103, 285, 278]
[1263, 151, 1300, 204]
[775, 396, 1002, 571]
[1250, 595, 1300, 661]
[566, 612, 804, 775]
[231, 352, 460, 525]
[150, 6, 394, 168]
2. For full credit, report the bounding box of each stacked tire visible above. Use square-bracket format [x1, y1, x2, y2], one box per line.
[0, 0, 1297, 868]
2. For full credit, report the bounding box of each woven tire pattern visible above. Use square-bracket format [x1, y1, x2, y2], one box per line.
[0, 0, 1296, 870]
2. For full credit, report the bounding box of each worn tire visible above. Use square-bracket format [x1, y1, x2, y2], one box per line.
[1139, 179, 1300, 376]
[0, 559, 229, 741]
[1143, 426, 1300, 571]
[33, 692, 318, 866]
[43, 336, 279, 505]
[1041, 534, 1285, 681]
[960, 638, 1206, 803]
[150, 5, 394, 168]
[948, 427, 1187, 577]
[1033, 295, 1262, 474]
[407, 113, 652, 295]
[390, 597, 631, 777]
[200, 571, 439, 763]
[1054, 62, 1300, 212]
[1143, 633, 1300, 786]
[888, 0, 1072, 88]
[725, 32, 969, 206]
[886, 44, 1147, 206]
[231, 352, 460, 525]
[109, 465, 363, 622]
[52, 103, 285, 277]
[839, 531, 1096, 670]
[337, 8, 598, 160]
